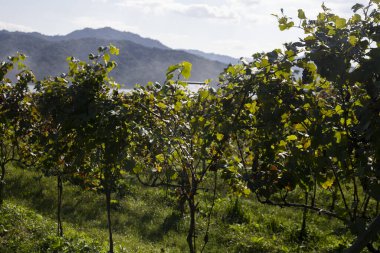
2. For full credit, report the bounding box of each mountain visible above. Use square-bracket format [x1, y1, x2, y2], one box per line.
[25, 27, 169, 50]
[65, 27, 170, 50]
[0, 29, 228, 88]
[183, 49, 238, 65]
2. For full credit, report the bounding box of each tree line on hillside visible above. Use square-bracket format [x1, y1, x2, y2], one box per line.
[1, 1, 379, 252]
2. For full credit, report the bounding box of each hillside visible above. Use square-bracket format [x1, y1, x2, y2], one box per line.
[0, 202, 102, 252]
[0, 29, 228, 87]
[183, 49, 238, 65]
[27, 27, 169, 50]
[0, 166, 354, 253]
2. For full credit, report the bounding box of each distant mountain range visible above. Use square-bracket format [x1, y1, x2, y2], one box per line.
[0, 27, 238, 87]
[182, 49, 239, 65]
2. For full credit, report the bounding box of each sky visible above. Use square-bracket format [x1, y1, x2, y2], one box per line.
[0, 0, 366, 58]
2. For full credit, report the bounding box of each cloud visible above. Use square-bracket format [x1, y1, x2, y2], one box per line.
[115, 0, 174, 14]
[245, 0, 361, 24]
[116, 0, 244, 20]
[226, 0, 259, 6]
[0, 21, 34, 32]
[174, 4, 237, 19]
[71, 17, 139, 33]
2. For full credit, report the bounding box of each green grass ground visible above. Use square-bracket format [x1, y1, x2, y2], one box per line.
[1, 166, 359, 252]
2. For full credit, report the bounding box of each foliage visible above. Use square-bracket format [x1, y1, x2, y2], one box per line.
[0, 1, 379, 252]
[31, 44, 133, 251]
[127, 61, 244, 252]
[220, 1, 380, 251]
[0, 53, 35, 206]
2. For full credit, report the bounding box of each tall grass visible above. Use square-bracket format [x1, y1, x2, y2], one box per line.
[2, 165, 359, 252]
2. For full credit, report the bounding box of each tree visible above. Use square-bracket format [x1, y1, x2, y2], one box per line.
[76, 90, 132, 253]
[220, 1, 380, 251]
[128, 62, 250, 253]
[33, 75, 78, 237]
[61, 45, 133, 253]
[0, 53, 36, 206]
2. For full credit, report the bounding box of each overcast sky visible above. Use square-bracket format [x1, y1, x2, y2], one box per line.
[0, 0, 365, 57]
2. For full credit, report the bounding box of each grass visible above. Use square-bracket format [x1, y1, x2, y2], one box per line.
[1, 165, 363, 252]
[0, 202, 102, 252]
